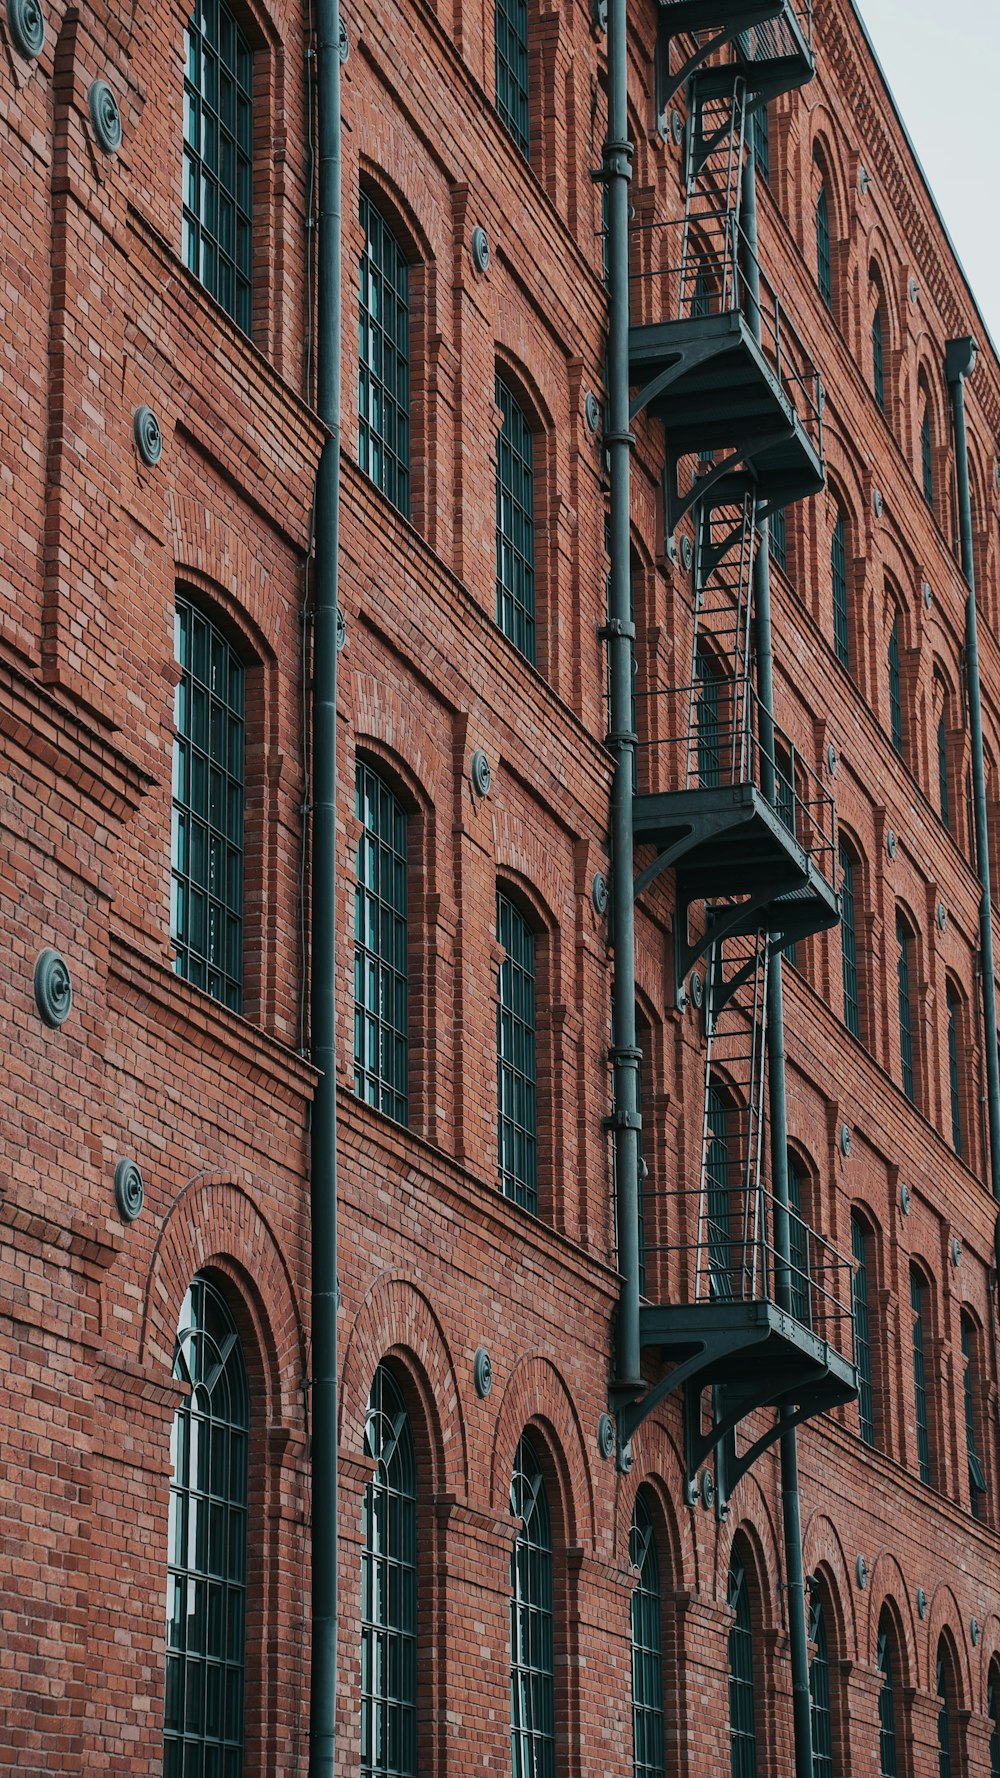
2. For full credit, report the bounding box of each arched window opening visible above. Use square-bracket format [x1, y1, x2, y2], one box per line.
[937, 710, 951, 831]
[839, 840, 860, 1039]
[896, 914, 915, 1102]
[988, 1661, 1000, 1778]
[172, 597, 246, 1013]
[872, 303, 886, 413]
[635, 1007, 651, 1300]
[496, 374, 537, 663]
[921, 396, 934, 507]
[887, 610, 903, 754]
[354, 763, 409, 1123]
[497, 891, 538, 1211]
[510, 1434, 554, 1776]
[936, 1645, 955, 1778]
[910, 1268, 931, 1483]
[749, 102, 769, 184]
[706, 1085, 735, 1299]
[769, 504, 787, 572]
[851, 1213, 874, 1445]
[358, 195, 411, 518]
[961, 1315, 986, 1518]
[815, 181, 832, 307]
[877, 1611, 899, 1778]
[946, 983, 963, 1158]
[787, 1154, 809, 1325]
[727, 1552, 757, 1778]
[495, 0, 530, 155]
[361, 1366, 417, 1778]
[808, 1589, 834, 1778]
[165, 1274, 249, 1778]
[630, 1491, 665, 1778]
[183, 0, 254, 333]
[696, 645, 724, 788]
[831, 508, 849, 669]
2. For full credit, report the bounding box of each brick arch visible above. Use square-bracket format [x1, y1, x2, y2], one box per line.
[807, 114, 852, 255]
[356, 154, 441, 274]
[713, 1474, 782, 1625]
[802, 1509, 858, 1656]
[489, 1353, 596, 1548]
[167, 492, 284, 668]
[616, 1415, 690, 1585]
[492, 805, 570, 939]
[139, 1173, 305, 1422]
[925, 1584, 972, 1703]
[338, 1271, 467, 1498]
[865, 1551, 918, 1681]
[976, 1618, 1000, 1714]
[349, 670, 444, 815]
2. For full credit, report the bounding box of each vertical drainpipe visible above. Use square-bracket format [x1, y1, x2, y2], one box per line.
[946, 337, 1000, 1212]
[742, 153, 814, 1778]
[310, 3, 342, 1773]
[605, 0, 643, 1402]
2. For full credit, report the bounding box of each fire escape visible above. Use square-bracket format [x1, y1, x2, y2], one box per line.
[607, 0, 857, 1512]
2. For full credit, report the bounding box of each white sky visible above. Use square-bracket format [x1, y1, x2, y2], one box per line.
[853, 0, 1000, 352]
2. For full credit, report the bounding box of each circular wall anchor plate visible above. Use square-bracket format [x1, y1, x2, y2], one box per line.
[7, 0, 45, 60]
[114, 1157, 144, 1222]
[470, 748, 492, 797]
[689, 970, 704, 1009]
[699, 1468, 715, 1511]
[670, 108, 683, 146]
[886, 829, 897, 860]
[899, 1182, 912, 1216]
[937, 902, 946, 932]
[917, 1586, 927, 1619]
[335, 606, 347, 652]
[471, 225, 491, 274]
[859, 166, 870, 194]
[88, 79, 123, 153]
[591, 872, 609, 916]
[909, 276, 919, 304]
[679, 534, 693, 572]
[951, 1236, 962, 1266]
[597, 1413, 615, 1460]
[34, 947, 73, 1027]
[856, 1553, 868, 1589]
[826, 742, 838, 776]
[473, 1347, 493, 1398]
[339, 18, 349, 61]
[584, 391, 602, 434]
[873, 488, 883, 518]
[839, 1123, 851, 1157]
[923, 580, 932, 608]
[971, 1615, 980, 1645]
[134, 404, 163, 467]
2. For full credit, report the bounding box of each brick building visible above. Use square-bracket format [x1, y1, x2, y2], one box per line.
[3, 0, 1000, 1772]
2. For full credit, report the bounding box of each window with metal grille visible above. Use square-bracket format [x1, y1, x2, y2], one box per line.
[831, 509, 849, 669]
[164, 1274, 248, 1778]
[877, 1613, 899, 1778]
[769, 505, 787, 572]
[896, 915, 915, 1102]
[961, 1316, 986, 1519]
[361, 1366, 417, 1778]
[989, 1665, 1000, 1778]
[510, 1434, 554, 1778]
[495, 0, 529, 154]
[839, 841, 860, 1040]
[809, 1592, 834, 1778]
[887, 612, 903, 753]
[936, 1648, 953, 1778]
[872, 304, 886, 412]
[497, 892, 538, 1211]
[496, 375, 537, 663]
[172, 598, 245, 1012]
[696, 647, 723, 789]
[921, 398, 934, 507]
[354, 764, 409, 1124]
[749, 102, 770, 184]
[911, 1268, 931, 1483]
[774, 750, 797, 969]
[787, 1156, 809, 1325]
[947, 984, 963, 1158]
[635, 1009, 649, 1300]
[706, 1086, 734, 1299]
[966, 767, 978, 870]
[937, 713, 951, 830]
[183, 0, 253, 333]
[630, 1491, 665, 1778]
[851, 1213, 874, 1445]
[815, 183, 832, 307]
[727, 1553, 757, 1778]
[359, 195, 411, 518]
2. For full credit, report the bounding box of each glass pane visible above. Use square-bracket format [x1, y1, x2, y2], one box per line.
[182, 0, 253, 329]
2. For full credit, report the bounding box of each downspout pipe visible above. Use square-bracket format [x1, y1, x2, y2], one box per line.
[742, 153, 814, 1778]
[605, 0, 643, 1402]
[946, 336, 1000, 1208]
[309, 3, 342, 1772]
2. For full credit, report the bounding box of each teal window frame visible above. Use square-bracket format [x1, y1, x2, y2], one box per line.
[921, 398, 934, 507]
[877, 1613, 899, 1778]
[164, 1274, 249, 1778]
[989, 1665, 1000, 1778]
[808, 1592, 834, 1778]
[510, 1434, 554, 1778]
[359, 194, 411, 518]
[171, 597, 246, 1013]
[839, 841, 860, 1040]
[183, 0, 254, 333]
[354, 763, 409, 1125]
[872, 303, 886, 412]
[495, 0, 530, 154]
[361, 1365, 417, 1778]
[946, 984, 963, 1158]
[896, 914, 915, 1102]
[936, 1649, 953, 1778]
[888, 612, 903, 753]
[696, 646, 723, 789]
[769, 504, 787, 572]
[497, 892, 538, 1211]
[749, 102, 769, 183]
[787, 1156, 809, 1325]
[816, 183, 832, 307]
[961, 1315, 986, 1517]
[831, 510, 849, 668]
[911, 1268, 931, 1484]
[630, 1491, 665, 1778]
[706, 1086, 734, 1299]
[727, 1554, 757, 1778]
[496, 375, 537, 663]
[937, 713, 951, 830]
[851, 1213, 874, 1446]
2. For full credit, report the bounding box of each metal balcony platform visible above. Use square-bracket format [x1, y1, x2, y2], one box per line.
[629, 311, 824, 524]
[655, 0, 814, 112]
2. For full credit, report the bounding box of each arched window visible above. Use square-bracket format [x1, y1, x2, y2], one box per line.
[808, 1589, 834, 1778]
[851, 1212, 875, 1445]
[496, 374, 537, 663]
[910, 1267, 931, 1483]
[172, 597, 246, 1013]
[354, 762, 409, 1124]
[696, 645, 724, 788]
[936, 1642, 956, 1778]
[497, 891, 538, 1210]
[359, 194, 411, 518]
[183, 0, 254, 332]
[831, 507, 849, 669]
[635, 1005, 651, 1299]
[815, 181, 832, 307]
[887, 609, 903, 754]
[362, 1366, 417, 1778]
[706, 1085, 734, 1299]
[727, 1551, 757, 1777]
[787, 1153, 810, 1325]
[165, 1275, 249, 1778]
[921, 394, 935, 507]
[495, 0, 530, 154]
[630, 1490, 665, 1778]
[937, 709, 951, 831]
[896, 913, 915, 1102]
[749, 102, 770, 184]
[988, 1661, 1000, 1777]
[877, 1610, 899, 1778]
[510, 1434, 554, 1775]
[769, 504, 787, 572]
[839, 838, 860, 1039]
[872, 303, 886, 413]
[946, 982, 963, 1157]
[961, 1314, 986, 1518]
